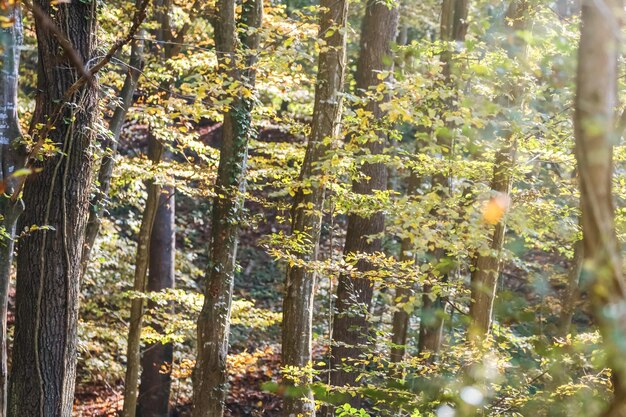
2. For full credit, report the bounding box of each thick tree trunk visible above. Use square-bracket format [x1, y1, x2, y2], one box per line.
[281, 0, 348, 415]
[467, 0, 528, 343]
[82, 29, 145, 269]
[7, 1, 98, 417]
[418, 0, 469, 356]
[122, 138, 164, 417]
[0, 5, 24, 416]
[193, 1, 262, 416]
[573, 1, 625, 416]
[329, 0, 398, 398]
[138, 185, 175, 417]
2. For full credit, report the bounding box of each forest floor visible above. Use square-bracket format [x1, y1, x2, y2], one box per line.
[73, 344, 285, 416]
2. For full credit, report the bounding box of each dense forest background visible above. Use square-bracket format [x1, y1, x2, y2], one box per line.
[0, 0, 624, 416]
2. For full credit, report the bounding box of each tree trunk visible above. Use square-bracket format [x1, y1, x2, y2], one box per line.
[82, 28, 145, 270]
[121, 2, 179, 413]
[0, 4, 25, 416]
[329, 0, 398, 398]
[557, 238, 583, 338]
[122, 136, 163, 417]
[281, 0, 348, 414]
[193, 1, 262, 416]
[121, 137, 164, 417]
[389, 171, 421, 368]
[138, 185, 175, 417]
[418, 0, 469, 356]
[573, 1, 625, 416]
[387, 28, 419, 369]
[467, 0, 528, 343]
[468, 147, 515, 340]
[7, 1, 98, 416]
[389, 243, 414, 366]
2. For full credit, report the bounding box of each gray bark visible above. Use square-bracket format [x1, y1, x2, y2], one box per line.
[138, 185, 175, 417]
[122, 138, 164, 417]
[0, 4, 24, 416]
[281, 0, 348, 414]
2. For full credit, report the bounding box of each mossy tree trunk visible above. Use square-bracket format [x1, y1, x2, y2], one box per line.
[193, 0, 262, 416]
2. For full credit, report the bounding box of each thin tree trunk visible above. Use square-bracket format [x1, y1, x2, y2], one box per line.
[193, 1, 262, 416]
[82, 0, 197, 269]
[389, 173, 420, 368]
[467, 0, 528, 343]
[329, 0, 398, 398]
[0, 4, 25, 416]
[573, 2, 625, 416]
[82, 28, 145, 269]
[557, 238, 583, 338]
[121, 2, 180, 413]
[418, 0, 469, 356]
[122, 138, 164, 417]
[468, 147, 515, 340]
[138, 185, 175, 417]
[7, 1, 98, 416]
[387, 27, 418, 370]
[389, 244, 414, 366]
[281, 0, 348, 414]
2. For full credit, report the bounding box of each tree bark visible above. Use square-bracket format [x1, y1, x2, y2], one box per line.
[121, 137, 164, 417]
[7, 1, 98, 416]
[281, 0, 348, 414]
[329, 0, 398, 398]
[467, 0, 528, 343]
[389, 245, 414, 367]
[418, 0, 469, 356]
[573, 1, 625, 416]
[138, 185, 175, 417]
[557, 238, 583, 338]
[468, 147, 515, 340]
[193, 1, 262, 416]
[121, 2, 180, 414]
[389, 173, 420, 367]
[0, 4, 25, 417]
